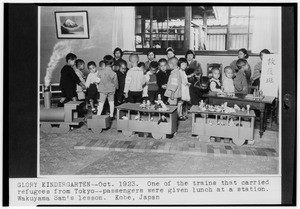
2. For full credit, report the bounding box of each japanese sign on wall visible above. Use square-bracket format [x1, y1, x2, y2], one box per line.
[260, 54, 280, 97]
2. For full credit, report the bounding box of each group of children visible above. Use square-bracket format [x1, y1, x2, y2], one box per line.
[57, 47, 269, 121]
[209, 48, 270, 96]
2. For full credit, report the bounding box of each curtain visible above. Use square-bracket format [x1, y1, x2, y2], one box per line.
[251, 7, 281, 53]
[112, 7, 136, 51]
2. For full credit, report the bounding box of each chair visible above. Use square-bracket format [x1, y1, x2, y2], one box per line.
[207, 63, 223, 80]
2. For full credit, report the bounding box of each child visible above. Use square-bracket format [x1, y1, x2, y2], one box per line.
[97, 55, 118, 119]
[112, 62, 120, 72]
[58, 53, 85, 107]
[116, 60, 128, 105]
[139, 62, 148, 101]
[230, 48, 252, 83]
[145, 49, 156, 70]
[178, 58, 190, 120]
[138, 62, 147, 75]
[157, 58, 169, 103]
[99, 60, 105, 71]
[124, 53, 146, 103]
[74, 59, 86, 101]
[85, 61, 100, 114]
[209, 68, 223, 93]
[145, 61, 159, 103]
[164, 57, 182, 116]
[234, 59, 249, 94]
[222, 66, 235, 94]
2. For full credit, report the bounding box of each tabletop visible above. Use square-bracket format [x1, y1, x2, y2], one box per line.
[116, 103, 178, 114]
[189, 105, 256, 117]
[203, 92, 275, 104]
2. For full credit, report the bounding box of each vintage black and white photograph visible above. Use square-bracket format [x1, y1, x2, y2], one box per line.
[55, 11, 89, 39]
[39, 5, 281, 176]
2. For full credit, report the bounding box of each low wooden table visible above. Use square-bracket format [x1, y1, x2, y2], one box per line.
[203, 92, 275, 138]
[189, 105, 256, 146]
[116, 103, 178, 140]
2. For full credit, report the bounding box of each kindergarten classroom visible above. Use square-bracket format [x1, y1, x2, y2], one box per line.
[39, 6, 280, 176]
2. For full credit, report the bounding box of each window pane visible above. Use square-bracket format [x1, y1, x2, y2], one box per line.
[135, 6, 253, 52]
[135, 6, 186, 50]
[201, 7, 229, 51]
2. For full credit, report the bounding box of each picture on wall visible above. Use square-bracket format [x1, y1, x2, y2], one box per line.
[55, 11, 89, 39]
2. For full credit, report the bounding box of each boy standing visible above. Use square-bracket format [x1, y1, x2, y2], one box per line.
[97, 55, 118, 119]
[116, 60, 128, 105]
[58, 53, 85, 107]
[157, 58, 169, 103]
[124, 53, 146, 103]
[145, 61, 159, 103]
[85, 61, 100, 114]
[164, 57, 182, 115]
[74, 59, 86, 101]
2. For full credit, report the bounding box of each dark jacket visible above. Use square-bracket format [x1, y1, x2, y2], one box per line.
[117, 70, 127, 92]
[60, 65, 81, 94]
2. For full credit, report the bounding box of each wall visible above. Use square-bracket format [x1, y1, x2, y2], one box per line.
[40, 6, 260, 84]
[40, 6, 116, 84]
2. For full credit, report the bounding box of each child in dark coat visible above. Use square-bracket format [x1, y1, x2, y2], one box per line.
[116, 60, 128, 105]
[157, 58, 169, 103]
[58, 53, 85, 107]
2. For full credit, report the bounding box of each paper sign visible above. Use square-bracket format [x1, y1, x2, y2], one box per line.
[260, 54, 280, 97]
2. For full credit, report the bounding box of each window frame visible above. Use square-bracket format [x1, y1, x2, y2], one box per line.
[134, 6, 258, 56]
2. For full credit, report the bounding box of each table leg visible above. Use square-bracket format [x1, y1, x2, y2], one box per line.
[259, 110, 264, 138]
[263, 107, 268, 132]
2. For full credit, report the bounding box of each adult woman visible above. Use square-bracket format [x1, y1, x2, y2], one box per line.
[166, 47, 176, 76]
[230, 48, 251, 84]
[252, 49, 271, 88]
[113, 47, 125, 67]
[185, 50, 204, 105]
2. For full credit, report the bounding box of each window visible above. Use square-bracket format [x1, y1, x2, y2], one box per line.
[205, 7, 253, 51]
[135, 6, 185, 51]
[135, 6, 253, 53]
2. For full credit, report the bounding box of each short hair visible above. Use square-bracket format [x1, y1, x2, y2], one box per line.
[118, 60, 127, 67]
[113, 47, 123, 57]
[87, 61, 96, 68]
[149, 61, 159, 69]
[168, 56, 178, 66]
[147, 49, 156, 57]
[66, 53, 77, 62]
[211, 67, 220, 73]
[260, 49, 271, 58]
[238, 48, 249, 59]
[129, 53, 139, 63]
[137, 62, 145, 68]
[224, 66, 233, 73]
[75, 59, 85, 68]
[236, 59, 247, 70]
[178, 57, 188, 67]
[185, 49, 195, 59]
[186, 68, 195, 76]
[158, 58, 167, 64]
[103, 55, 114, 66]
[99, 60, 105, 67]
